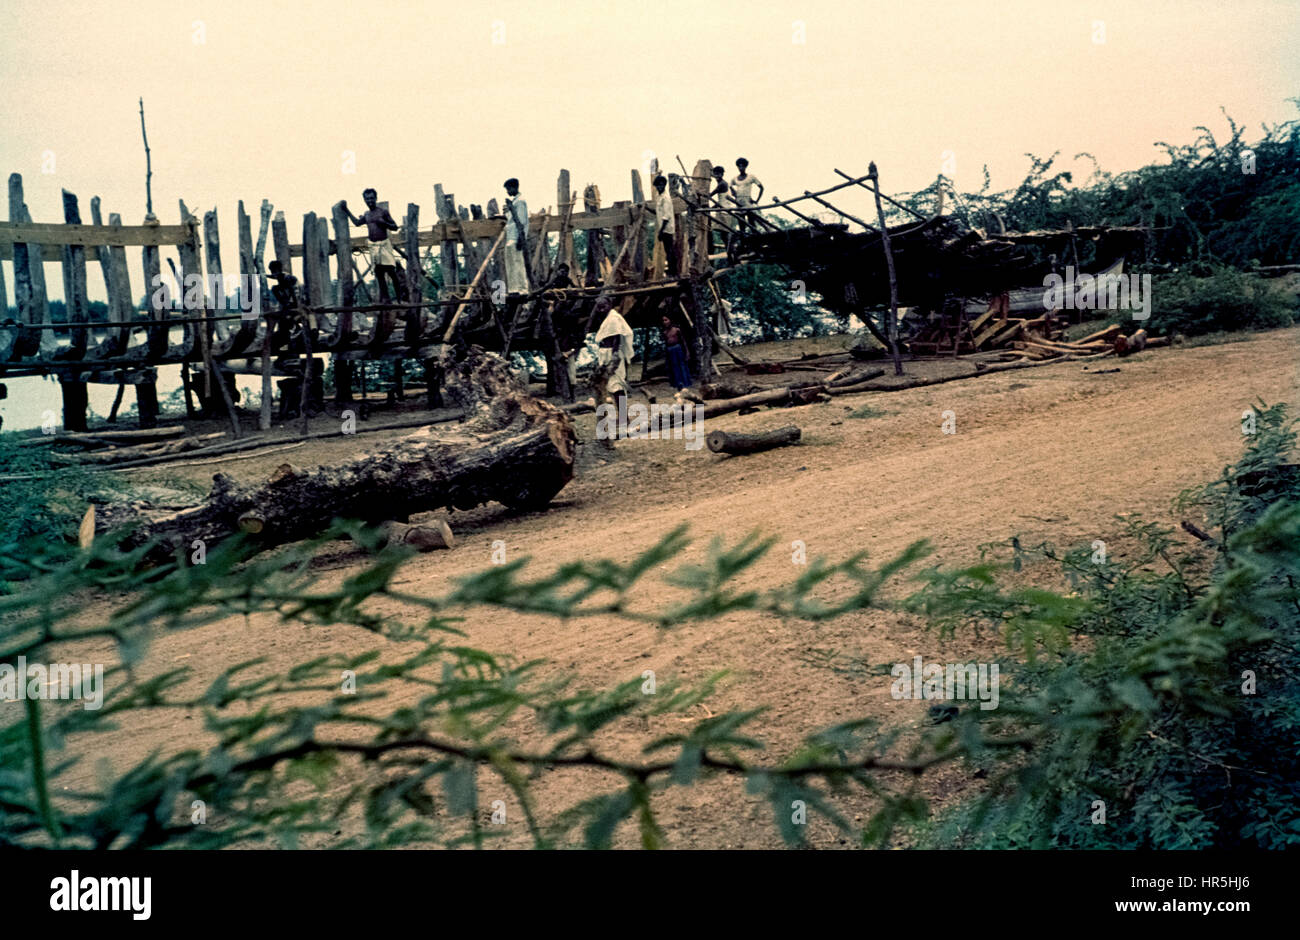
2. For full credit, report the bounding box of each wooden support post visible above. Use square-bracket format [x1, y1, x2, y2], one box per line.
[239, 201, 271, 429]
[556, 169, 574, 271]
[203, 208, 230, 344]
[531, 210, 551, 286]
[272, 211, 293, 277]
[329, 202, 355, 402]
[105, 213, 133, 345]
[183, 204, 240, 436]
[583, 185, 606, 285]
[404, 202, 421, 338]
[61, 190, 90, 358]
[8, 175, 55, 360]
[611, 200, 630, 283]
[60, 381, 89, 434]
[108, 209, 149, 423]
[630, 170, 646, 278]
[314, 216, 331, 334]
[141, 212, 165, 360]
[691, 160, 713, 276]
[433, 184, 459, 295]
[867, 162, 905, 377]
[89, 197, 127, 356]
[135, 380, 159, 428]
[60, 190, 90, 430]
[485, 198, 505, 288]
[330, 201, 355, 341]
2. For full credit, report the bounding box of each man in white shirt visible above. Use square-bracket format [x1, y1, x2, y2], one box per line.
[653, 175, 676, 277]
[729, 158, 764, 235]
[502, 178, 530, 295]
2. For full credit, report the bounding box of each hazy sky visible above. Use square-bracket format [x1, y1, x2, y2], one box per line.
[1, 0, 1296, 429]
[2, 0, 1296, 286]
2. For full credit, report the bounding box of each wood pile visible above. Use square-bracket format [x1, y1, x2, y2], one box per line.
[997, 323, 1168, 362]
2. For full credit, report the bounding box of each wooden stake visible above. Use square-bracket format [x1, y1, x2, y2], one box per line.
[867, 163, 905, 377]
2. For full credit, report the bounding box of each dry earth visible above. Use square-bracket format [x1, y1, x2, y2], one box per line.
[41, 327, 1300, 848]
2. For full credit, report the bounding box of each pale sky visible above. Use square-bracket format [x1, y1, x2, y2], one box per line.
[1, 0, 1296, 289]
[1, 0, 1296, 429]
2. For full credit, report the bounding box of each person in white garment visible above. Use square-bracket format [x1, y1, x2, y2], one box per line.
[593, 299, 635, 440]
[653, 175, 676, 277]
[728, 158, 765, 235]
[502, 178, 530, 295]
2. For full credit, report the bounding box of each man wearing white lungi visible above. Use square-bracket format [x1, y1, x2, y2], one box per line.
[343, 188, 402, 302]
[594, 300, 634, 441]
[502, 178, 530, 295]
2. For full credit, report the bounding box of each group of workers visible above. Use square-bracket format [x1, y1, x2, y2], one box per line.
[263, 159, 762, 423]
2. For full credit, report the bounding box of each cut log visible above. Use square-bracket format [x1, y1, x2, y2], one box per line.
[707, 425, 801, 455]
[383, 519, 455, 551]
[828, 367, 886, 388]
[96, 347, 575, 562]
[699, 384, 825, 420]
[699, 378, 759, 400]
[1078, 323, 1123, 344]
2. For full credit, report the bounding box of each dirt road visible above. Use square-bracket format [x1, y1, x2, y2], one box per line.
[60, 328, 1300, 848]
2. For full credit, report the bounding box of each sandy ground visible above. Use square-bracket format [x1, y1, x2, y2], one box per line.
[42, 326, 1300, 848]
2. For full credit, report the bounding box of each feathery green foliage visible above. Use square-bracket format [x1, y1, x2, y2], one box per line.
[1, 405, 1296, 848]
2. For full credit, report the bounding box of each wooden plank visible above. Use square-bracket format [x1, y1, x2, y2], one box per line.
[0, 220, 189, 249]
[282, 201, 657, 257]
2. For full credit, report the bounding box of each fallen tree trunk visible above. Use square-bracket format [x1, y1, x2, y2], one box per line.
[699, 378, 760, 400]
[829, 351, 1115, 395]
[828, 367, 886, 388]
[707, 425, 801, 455]
[97, 347, 575, 562]
[14, 425, 187, 448]
[51, 432, 225, 465]
[700, 383, 826, 420]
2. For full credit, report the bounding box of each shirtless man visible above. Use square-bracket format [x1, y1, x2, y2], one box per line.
[343, 188, 402, 302]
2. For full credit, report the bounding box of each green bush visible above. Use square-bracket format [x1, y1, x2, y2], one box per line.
[910, 401, 1300, 848]
[1144, 267, 1297, 336]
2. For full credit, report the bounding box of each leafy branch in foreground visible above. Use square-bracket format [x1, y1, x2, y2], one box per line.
[1, 521, 957, 849]
[2, 404, 1298, 849]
